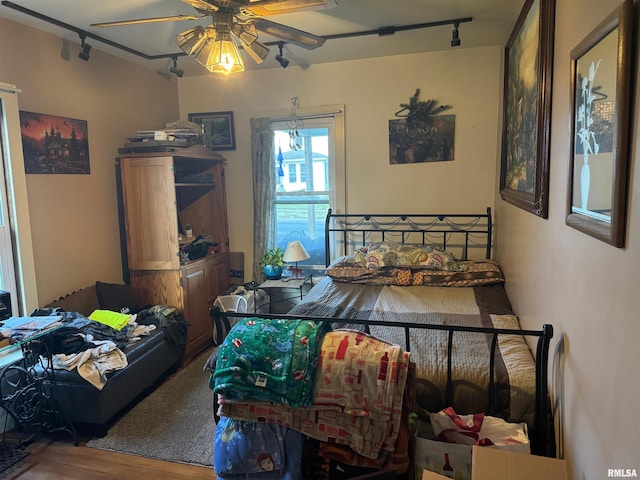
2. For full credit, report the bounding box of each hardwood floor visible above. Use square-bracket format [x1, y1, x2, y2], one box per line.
[1, 436, 217, 479]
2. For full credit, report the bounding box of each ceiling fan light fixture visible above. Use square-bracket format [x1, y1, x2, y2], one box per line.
[199, 30, 245, 75]
[231, 23, 258, 46]
[177, 26, 207, 55]
[242, 39, 270, 64]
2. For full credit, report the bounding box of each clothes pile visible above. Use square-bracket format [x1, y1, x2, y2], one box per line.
[32, 305, 187, 390]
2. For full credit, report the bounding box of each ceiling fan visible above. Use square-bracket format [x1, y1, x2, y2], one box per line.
[90, 0, 333, 73]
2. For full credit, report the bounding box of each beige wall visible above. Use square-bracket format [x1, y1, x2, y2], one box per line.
[0, 17, 180, 309]
[4, 1, 638, 475]
[494, 0, 640, 478]
[178, 45, 503, 276]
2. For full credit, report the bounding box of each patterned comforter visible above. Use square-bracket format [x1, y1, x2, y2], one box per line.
[288, 275, 537, 428]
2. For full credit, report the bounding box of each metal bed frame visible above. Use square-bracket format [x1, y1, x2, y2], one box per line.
[324, 207, 493, 263]
[212, 208, 554, 456]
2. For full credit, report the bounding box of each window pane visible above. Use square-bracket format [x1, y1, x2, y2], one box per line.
[274, 126, 330, 269]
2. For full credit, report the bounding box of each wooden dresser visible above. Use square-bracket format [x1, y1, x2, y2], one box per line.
[117, 145, 230, 361]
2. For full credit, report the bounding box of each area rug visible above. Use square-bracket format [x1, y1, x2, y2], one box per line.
[87, 349, 216, 467]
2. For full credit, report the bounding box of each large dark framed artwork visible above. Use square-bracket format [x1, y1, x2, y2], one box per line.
[566, 0, 632, 247]
[499, 0, 555, 218]
[19, 111, 90, 174]
[188, 111, 236, 151]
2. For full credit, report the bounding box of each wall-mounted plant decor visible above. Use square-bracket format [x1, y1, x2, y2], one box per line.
[566, 0, 632, 247]
[499, 0, 555, 218]
[19, 111, 90, 174]
[388, 89, 454, 164]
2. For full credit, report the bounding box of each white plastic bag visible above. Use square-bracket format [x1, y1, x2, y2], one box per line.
[430, 407, 530, 453]
[415, 408, 530, 479]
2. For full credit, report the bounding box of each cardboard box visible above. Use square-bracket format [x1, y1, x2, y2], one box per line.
[422, 446, 567, 480]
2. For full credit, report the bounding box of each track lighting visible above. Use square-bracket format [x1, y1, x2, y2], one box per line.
[170, 56, 184, 78]
[78, 33, 91, 61]
[451, 22, 461, 47]
[275, 42, 289, 69]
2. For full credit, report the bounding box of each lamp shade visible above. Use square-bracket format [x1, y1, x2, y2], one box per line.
[283, 241, 310, 263]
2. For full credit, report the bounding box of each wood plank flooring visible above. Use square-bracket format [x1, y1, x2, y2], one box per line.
[1, 437, 217, 479]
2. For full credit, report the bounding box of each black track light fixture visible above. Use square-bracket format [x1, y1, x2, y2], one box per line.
[170, 56, 184, 78]
[451, 22, 461, 47]
[275, 42, 289, 69]
[78, 33, 92, 61]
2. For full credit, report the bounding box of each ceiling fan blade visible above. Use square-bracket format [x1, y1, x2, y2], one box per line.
[254, 18, 325, 49]
[91, 14, 205, 28]
[181, 0, 219, 11]
[246, 0, 337, 16]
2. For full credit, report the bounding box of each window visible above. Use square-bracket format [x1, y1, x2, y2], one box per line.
[0, 82, 38, 320]
[271, 110, 344, 273]
[0, 82, 35, 370]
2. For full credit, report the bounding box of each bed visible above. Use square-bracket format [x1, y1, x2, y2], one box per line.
[211, 208, 554, 477]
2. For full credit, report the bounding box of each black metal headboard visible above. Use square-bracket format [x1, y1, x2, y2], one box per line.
[324, 207, 493, 266]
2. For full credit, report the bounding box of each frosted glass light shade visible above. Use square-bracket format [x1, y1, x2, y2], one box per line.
[205, 31, 245, 74]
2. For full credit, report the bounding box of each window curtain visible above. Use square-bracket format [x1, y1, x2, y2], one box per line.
[250, 117, 275, 283]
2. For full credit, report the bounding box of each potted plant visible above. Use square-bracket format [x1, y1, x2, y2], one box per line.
[261, 247, 284, 279]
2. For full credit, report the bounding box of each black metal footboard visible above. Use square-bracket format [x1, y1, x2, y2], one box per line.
[210, 309, 554, 457]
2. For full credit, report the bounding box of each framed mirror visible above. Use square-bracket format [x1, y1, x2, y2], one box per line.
[566, 0, 632, 247]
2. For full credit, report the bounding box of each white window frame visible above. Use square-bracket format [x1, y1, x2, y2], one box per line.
[0, 82, 38, 318]
[270, 105, 345, 269]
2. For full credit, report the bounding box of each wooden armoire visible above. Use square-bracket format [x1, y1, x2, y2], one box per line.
[116, 144, 230, 362]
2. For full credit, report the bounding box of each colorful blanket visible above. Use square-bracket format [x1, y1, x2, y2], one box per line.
[220, 331, 411, 460]
[214, 318, 329, 408]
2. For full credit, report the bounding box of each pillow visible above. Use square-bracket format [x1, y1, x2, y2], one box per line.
[95, 281, 139, 313]
[325, 256, 401, 285]
[411, 260, 505, 287]
[353, 241, 465, 271]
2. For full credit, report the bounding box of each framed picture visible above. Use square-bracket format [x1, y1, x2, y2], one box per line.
[388, 115, 455, 164]
[566, 0, 632, 247]
[499, 0, 555, 219]
[188, 111, 236, 151]
[19, 111, 90, 174]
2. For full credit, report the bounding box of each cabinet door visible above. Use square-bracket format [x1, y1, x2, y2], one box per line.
[120, 157, 180, 270]
[182, 260, 212, 359]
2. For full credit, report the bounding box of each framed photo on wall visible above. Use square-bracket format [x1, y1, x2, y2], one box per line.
[499, 0, 556, 219]
[566, 0, 633, 247]
[188, 111, 236, 151]
[19, 111, 90, 174]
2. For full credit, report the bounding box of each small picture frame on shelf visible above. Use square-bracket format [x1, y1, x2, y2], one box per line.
[188, 111, 236, 151]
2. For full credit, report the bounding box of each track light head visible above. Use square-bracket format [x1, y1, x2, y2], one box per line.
[275, 42, 289, 69]
[170, 56, 184, 78]
[78, 33, 91, 61]
[451, 22, 461, 47]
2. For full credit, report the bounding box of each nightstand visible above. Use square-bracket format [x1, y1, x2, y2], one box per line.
[258, 276, 311, 313]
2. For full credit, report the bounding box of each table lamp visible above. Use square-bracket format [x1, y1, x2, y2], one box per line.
[283, 240, 310, 278]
